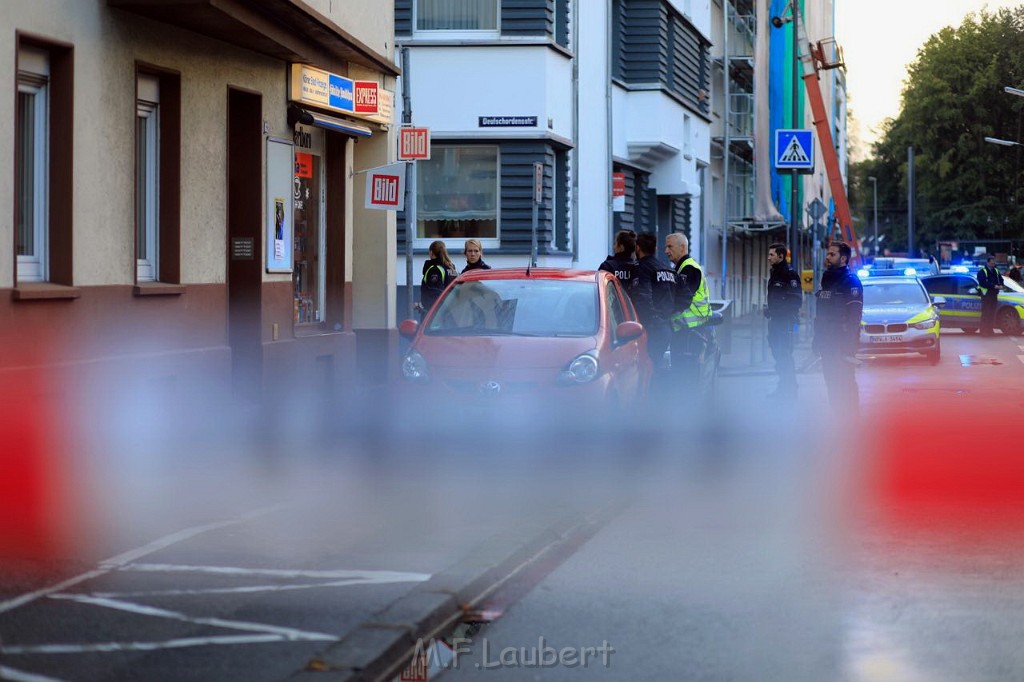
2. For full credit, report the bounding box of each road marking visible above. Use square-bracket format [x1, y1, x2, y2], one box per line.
[0, 665, 67, 682]
[1, 635, 301, 655]
[120, 563, 431, 582]
[47, 595, 337, 642]
[0, 505, 282, 615]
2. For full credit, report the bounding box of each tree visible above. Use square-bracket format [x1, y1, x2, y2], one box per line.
[868, 8, 1024, 255]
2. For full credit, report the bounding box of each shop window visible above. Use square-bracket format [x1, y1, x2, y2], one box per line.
[415, 0, 499, 36]
[136, 74, 159, 282]
[293, 136, 325, 326]
[16, 46, 49, 283]
[416, 145, 499, 246]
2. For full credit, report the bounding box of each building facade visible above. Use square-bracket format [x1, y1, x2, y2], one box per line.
[2, 0, 399, 402]
[393, 0, 712, 307]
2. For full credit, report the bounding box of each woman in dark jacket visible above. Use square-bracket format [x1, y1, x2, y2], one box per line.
[419, 240, 459, 316]
[462, 238, 492, 273]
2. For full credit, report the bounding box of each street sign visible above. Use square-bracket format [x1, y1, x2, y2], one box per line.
[612, 173, 625, 212]
[534, 162, 544, 204]
[807, 197, 827, 221]
[775, 129, 814, 171]
[398, 127, 430, 161]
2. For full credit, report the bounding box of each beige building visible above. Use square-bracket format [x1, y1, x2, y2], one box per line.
[1, 0, 399, 402]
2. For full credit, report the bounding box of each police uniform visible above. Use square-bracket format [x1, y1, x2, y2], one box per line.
[420, 258, 458, 315]
[813, 264, 863, 411]
[633, 255, 676, 365]
[598, 254, 638, 298]
[765, 260, 803, 396]
[977, 263, 1001, 335]
[670, 256, 711, 389]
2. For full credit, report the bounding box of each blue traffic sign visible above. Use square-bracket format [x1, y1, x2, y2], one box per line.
[775, 129, 814, 170]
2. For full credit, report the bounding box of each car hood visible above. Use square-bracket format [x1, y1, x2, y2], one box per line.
[412, 334, 597, 370]
[1000, 291, 1024, 305]
[861, 304, 934, 324]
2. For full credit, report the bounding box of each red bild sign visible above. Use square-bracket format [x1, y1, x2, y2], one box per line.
[370, 173, 400, 206]
[398, 127, 431, 160]
[354, 81, 379, 114]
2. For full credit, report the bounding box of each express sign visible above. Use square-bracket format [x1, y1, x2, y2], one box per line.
[398, 127, 431, 160]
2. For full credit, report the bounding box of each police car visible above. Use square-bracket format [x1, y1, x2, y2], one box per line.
[858, 276, 943, 364]
[920, 273, 1024, 335]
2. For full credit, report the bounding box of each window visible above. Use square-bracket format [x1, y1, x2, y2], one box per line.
[415, 0, 499, 35]
[16, 47, 49, 283]
[136, 75, 160, 282]
[417, 145, 499, 245]
[293, 128, 326, 325]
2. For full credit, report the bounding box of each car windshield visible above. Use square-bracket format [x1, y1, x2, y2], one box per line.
[425, 279, 598, 337]
[1003, 276, 1024, 294]
[863, 281, 929, 306]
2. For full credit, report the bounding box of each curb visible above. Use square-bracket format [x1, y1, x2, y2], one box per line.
[286, 505, 621, 682]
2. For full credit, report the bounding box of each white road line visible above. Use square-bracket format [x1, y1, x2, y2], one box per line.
[121, 563, 431, 582]
[0, 665, 68, 682]
[1, 634, 293, 655]
[47, 595, 337, 642]
[84, 576, 428, 599]
[0, 505, 282, 615]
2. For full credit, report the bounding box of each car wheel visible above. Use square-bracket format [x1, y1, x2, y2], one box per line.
[997, 307, 1023, 336]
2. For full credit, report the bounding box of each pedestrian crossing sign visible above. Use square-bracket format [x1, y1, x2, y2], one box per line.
[775, 129, 814, 172]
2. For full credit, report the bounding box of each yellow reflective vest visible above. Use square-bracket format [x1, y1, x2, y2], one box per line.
[671, 256, 711, 330]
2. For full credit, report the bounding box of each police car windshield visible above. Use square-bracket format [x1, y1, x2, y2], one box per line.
[863, 281, 929, 306]
[1003, 276, 1024, 294]
[425, 280, 599, 337]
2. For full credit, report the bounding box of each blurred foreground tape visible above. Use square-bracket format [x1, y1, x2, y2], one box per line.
[0, 361, 72, 562]
[866, 398, 1024, 535]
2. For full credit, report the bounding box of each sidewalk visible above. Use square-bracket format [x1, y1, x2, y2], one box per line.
[718, 310, 818, 378]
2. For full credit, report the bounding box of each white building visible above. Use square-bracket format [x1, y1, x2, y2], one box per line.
[393, 0, 714, 309]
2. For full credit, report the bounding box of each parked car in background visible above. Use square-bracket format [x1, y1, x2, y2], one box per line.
[920, 273, 1024, 335]
[397, 269, 653, 429]
[858, 276, 943, 364]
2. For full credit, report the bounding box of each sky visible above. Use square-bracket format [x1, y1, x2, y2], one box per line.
[834, 0, 1022, 158]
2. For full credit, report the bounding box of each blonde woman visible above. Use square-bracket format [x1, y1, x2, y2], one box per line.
[419, 240, 459, 316]
[462, 238, 492, 273]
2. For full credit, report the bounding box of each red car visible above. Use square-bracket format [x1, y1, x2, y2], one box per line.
[398, 268, 652, 426]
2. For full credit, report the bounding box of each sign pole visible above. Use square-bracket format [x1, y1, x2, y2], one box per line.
[401, 47, 414, 319]
[532, 162, 542, 267]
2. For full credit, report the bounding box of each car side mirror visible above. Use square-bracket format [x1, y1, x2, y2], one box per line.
[931, 296, 947, 308]
[707, 310, 725, 327]
[968, 287, 981, 296]
[399, 319, 419, 338]
[615, 320, 644, 342]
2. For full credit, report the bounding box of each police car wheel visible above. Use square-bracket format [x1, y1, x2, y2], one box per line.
[997, 308, 1023, 336]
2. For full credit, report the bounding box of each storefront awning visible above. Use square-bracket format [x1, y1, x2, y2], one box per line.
[108, 0, 399, 77]
[288, 105, 372, 137]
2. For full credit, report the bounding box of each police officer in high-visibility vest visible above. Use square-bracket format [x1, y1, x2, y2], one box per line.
[977, 255, 1002, 336]
[664, 232, 711, 390]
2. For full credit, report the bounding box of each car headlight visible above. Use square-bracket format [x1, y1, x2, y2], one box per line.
[559, 352, 599, 384]
[401, 350, 430, 382]
[911, 317, 939, 330]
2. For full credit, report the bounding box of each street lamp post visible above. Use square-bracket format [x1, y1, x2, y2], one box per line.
[868, 176, 878, 258]
[985, 136, 1024, 148]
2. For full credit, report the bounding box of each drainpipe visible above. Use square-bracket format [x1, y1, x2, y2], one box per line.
[571, 0, 580, 262]
[607, 2, 615, 246]
[721, 0, 730, 299]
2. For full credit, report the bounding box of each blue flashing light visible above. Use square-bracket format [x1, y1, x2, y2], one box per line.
[904, 267, 918, 276]
[857, 268, 870, 279]
[951, 265, 969, 273]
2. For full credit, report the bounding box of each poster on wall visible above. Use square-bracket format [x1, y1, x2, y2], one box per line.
[266, 137, 294, 273]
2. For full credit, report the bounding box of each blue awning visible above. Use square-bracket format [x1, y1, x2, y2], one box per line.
[288, 105, 372, 137]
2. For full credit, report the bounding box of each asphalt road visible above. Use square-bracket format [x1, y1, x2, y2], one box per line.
[2, 329, 1023, 681]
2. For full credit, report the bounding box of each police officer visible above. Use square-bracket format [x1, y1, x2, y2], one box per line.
[664, 233, 711, 392]
[977, 255, 1002, 336]
[765, 243, 802, 398]
[813, 241, 863, 412]
[633, 232, 676, 369]
[599, 230, 638, 297]
[418, 240, 458, 319]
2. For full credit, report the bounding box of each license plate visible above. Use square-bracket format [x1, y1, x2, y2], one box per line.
[871, 334, 903, 343]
